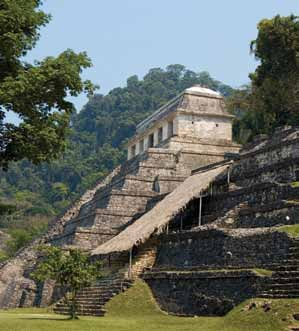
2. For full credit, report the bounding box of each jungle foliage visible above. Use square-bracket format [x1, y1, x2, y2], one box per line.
[228, 15, 299, 142]
[0, 0, 95, 170]
[0, 65, 232, 257]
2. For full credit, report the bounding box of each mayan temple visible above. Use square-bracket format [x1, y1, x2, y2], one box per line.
[1, 85, 299, 317]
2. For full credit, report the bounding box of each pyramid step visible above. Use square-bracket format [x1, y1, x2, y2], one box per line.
[287, 254, 299, 259]
[273, 271, 299, 278]
[56, 303, 105, 310]
[54, 270, 135, 317]
[77, 291, 115, 299]
[264, 283, 299, 289]
[79, 289, 120, 295]
[263, 289, 299, 295]
[270, 277, 299, 283]
[272, 265, 299, 272]
[259, 293, 299, 299]
[79, 287, 127, 293]
[78, 287, 120, 293]
[75, 299, 109, 305]
[284, 259, 299, 263]
[61, 297, 111, 303]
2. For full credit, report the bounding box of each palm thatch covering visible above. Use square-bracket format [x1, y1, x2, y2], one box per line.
[92, 163, 230, 256]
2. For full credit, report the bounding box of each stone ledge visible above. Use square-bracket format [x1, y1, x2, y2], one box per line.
[64, 209, 138, 227]
[240, 135, 299, 159]
[164, 135, 240, 148]
[142, 269, 262, 280]
[239, 200, 299, 216]
[213, 181, 297, 200]
[201, 199, 299, 224]
[158, 226, 279, 242]
[94, 188, 159, 200]
[231, 156, 299, 181]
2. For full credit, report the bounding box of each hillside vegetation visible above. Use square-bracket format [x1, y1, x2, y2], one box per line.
[0, 65, 233, 259]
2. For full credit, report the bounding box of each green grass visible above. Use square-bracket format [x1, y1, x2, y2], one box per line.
[291, 181, 299, 188]
[278, 224, 299, 237]
[1, 280, 299, 331]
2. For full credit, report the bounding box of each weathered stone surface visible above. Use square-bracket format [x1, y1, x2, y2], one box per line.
[143, 270, 261, 316]
[141, 127, 299, 317]
[154, 228, 291, 270]
[2, 119, 299, 318]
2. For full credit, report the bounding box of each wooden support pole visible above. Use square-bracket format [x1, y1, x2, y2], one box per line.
[128, 248, 133, 279]
[198, 195, 202, 226]
[227, 166, 231, 185]
[180, 214, 183, 231]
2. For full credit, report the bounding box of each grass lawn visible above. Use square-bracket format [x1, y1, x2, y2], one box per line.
[1, 280, 299, 331]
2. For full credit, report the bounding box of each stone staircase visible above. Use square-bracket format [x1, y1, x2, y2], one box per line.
[54, 274, 133, 316]
[260, 238, 299, 298]
[53, 244, 157, 316]
[125, 245, 157, 279]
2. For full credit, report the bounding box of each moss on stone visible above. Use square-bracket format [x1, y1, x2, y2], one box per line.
[278, 224, 299, 237]
[253, 268, 273, 277]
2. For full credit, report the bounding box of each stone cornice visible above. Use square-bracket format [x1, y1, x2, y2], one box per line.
[176, 108, 235, 119]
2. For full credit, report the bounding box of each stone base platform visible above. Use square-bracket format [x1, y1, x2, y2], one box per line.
[143, 269, 263, 316]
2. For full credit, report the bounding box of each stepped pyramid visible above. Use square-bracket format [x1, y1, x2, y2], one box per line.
[0, 86, 239, 309]
[1, 85, 299, 317]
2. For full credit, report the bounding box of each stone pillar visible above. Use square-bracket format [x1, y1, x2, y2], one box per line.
[144, 136, 149, 150]
[128, 144, 137, 159]
[139, 139, 144, 153]
[154, 129, 159, 146]
[135, 142, 140, 156]
[167, 120, 174, 138]
[127, 146, 132, 160]
[173, 116, 179, 135]
[163, 122, 168, 140]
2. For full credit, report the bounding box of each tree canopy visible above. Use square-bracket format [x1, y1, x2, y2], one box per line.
[0, 0, 95, 170]
[32, 246, 102, 319]
[227, 15, 299, 142]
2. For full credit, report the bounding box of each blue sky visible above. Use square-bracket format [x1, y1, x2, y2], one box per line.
[6, 0, 299, 122]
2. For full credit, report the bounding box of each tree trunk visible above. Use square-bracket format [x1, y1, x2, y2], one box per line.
[65, 291, 78, 320]
[70, 291, 78, 320]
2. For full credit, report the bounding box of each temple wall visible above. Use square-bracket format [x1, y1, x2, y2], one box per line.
[176, 114, 232, 141]
[143, 270, 262, 316]
[126, 87, 235, 160]
[166, 139, 240, 155]
[154, 229, 291, 270]
[179, 92, 225, 114]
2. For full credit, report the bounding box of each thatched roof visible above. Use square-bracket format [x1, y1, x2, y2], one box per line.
[91, 163, 230, 256]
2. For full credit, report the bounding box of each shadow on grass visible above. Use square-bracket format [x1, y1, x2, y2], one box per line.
[19, 317, 71, 321]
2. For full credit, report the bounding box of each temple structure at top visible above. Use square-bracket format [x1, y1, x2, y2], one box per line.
[127, 85, 238, 160]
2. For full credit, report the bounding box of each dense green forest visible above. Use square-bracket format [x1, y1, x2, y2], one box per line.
[0, 65, 234, 260]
